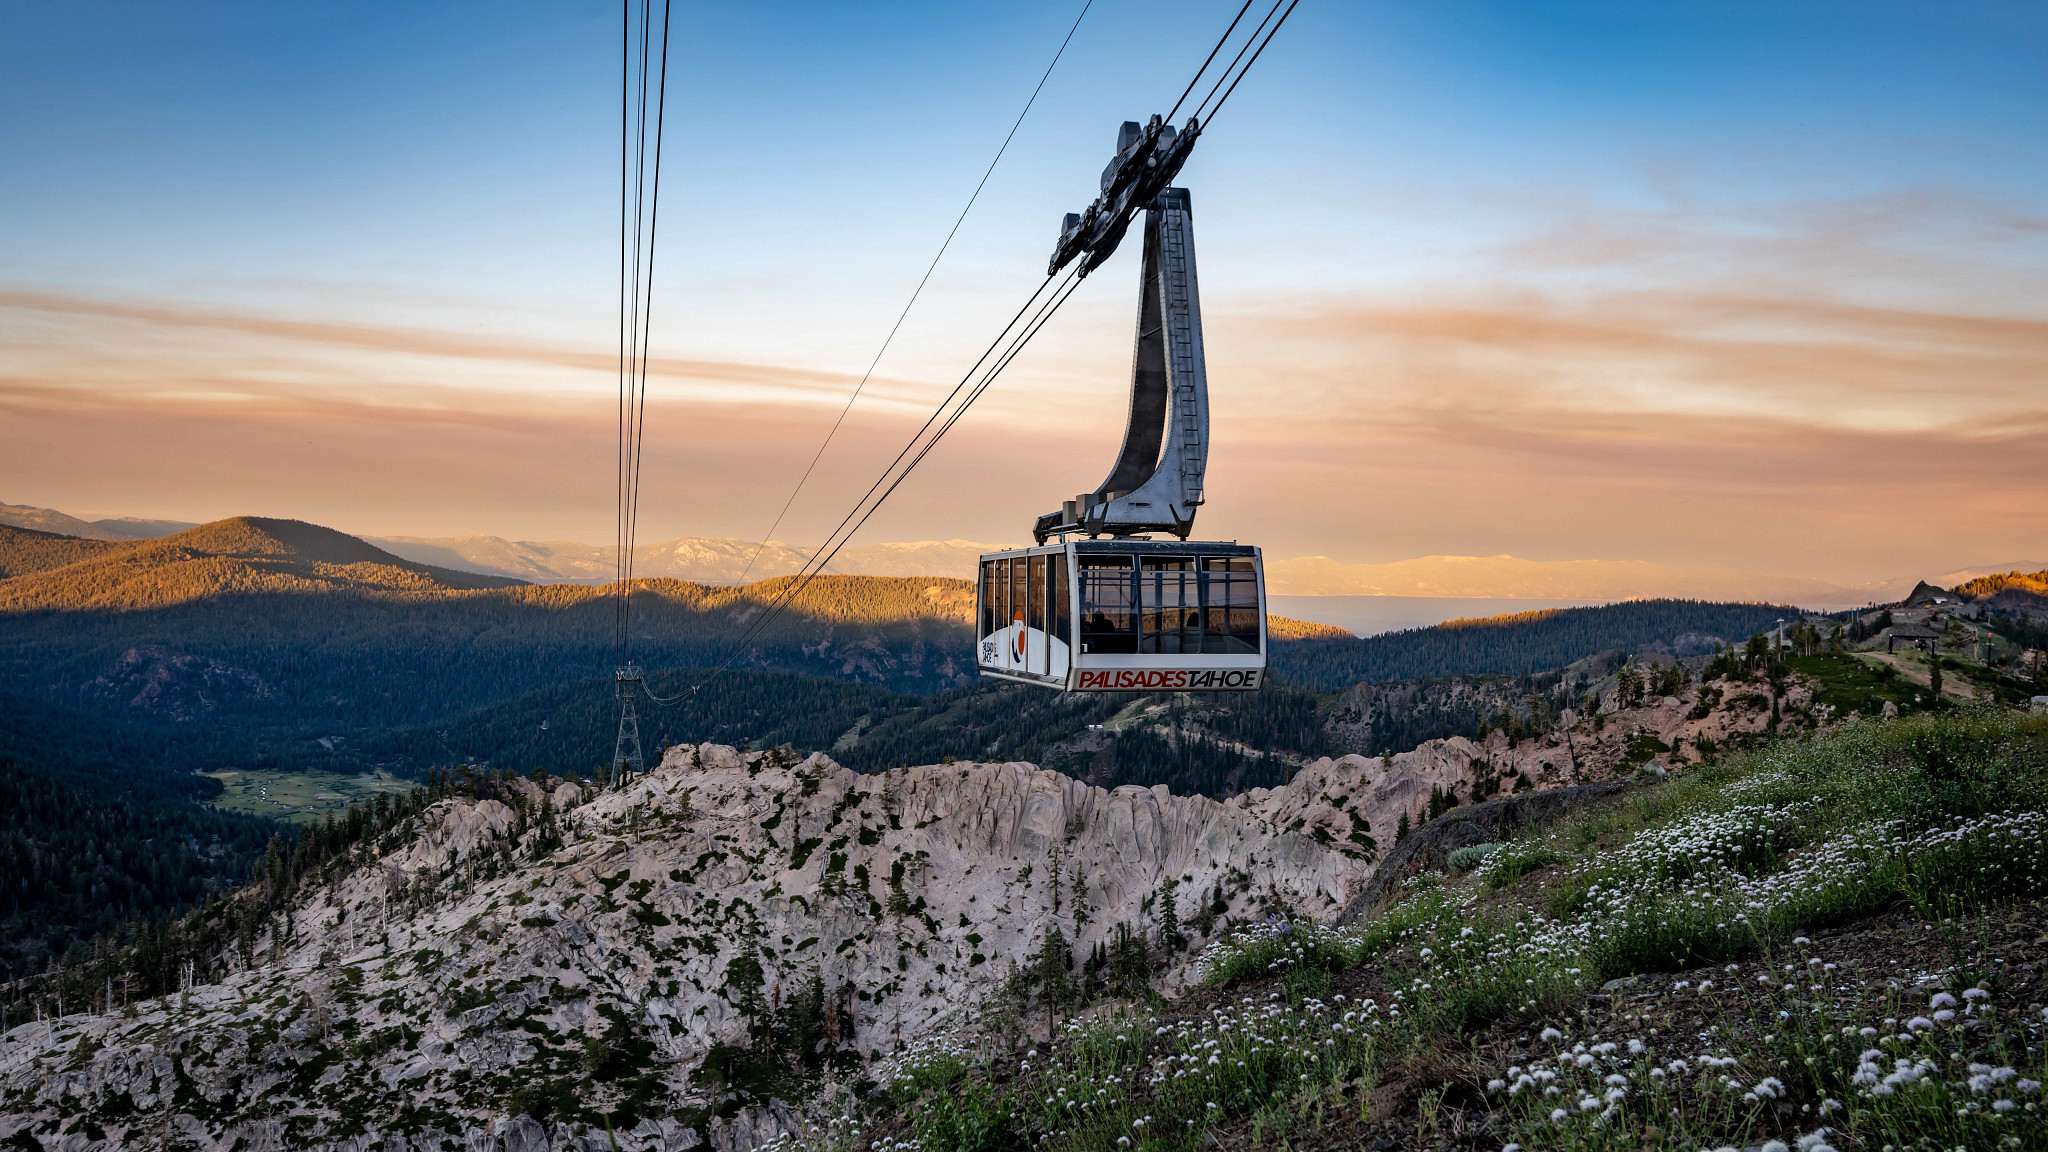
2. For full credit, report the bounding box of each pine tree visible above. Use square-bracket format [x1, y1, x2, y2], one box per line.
[1107, 921, 1150, 999]
[1032, 923, 1072, 1035]
[1154, 874, 1182, 953]
[1396, 811, 1410, 842]
[722, 953, 769, 1053]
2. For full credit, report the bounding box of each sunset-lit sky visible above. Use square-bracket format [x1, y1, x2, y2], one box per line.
[4, 0, 2045, 584]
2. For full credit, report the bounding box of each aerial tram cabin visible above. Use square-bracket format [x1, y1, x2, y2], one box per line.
[977, 541, 1264, 692]
[977, 116, 1267, 693]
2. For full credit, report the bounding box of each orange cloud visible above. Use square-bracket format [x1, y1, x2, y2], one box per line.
[0, 288, 934, 408]
[6, 248, 2046, 583]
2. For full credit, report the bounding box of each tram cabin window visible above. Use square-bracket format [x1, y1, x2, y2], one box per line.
[1078, 555, 1137, 653]
[980, 559, 998, 637]
[1201, 556, 1260, 654]
[1028, 555, 1046, 636]
[1050, 555, 1070, 645]
[1009, 556, 1028, 633]
[1139, 557, 1200, 654]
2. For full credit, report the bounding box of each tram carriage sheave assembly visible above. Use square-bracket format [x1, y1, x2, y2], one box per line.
[976, 116, 1267, 694]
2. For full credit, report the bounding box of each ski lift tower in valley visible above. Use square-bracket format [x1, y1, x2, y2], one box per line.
[976, 115, 1267, 694]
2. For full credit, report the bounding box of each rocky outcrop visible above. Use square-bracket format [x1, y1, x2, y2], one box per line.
[0, 731, 1644, 1150]
[1338, 779, 1633, 920]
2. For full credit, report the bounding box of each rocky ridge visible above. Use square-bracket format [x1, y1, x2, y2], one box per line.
[0, 665, 1776, 1152]
[0, 735, 1503, 1152]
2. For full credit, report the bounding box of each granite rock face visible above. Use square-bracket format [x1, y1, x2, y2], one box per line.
[0, 734, 1591, 1150]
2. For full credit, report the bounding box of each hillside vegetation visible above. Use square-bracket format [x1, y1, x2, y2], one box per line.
[847, 708, 2048, 1152]
[2, 516, 1814, 794]
[0, 519, 983, 736]
[5, 701, 2043, 1151]
[0, 525, 121, 578]
[1957, 569, 2048, 608]
[0, 692, 277, 982]
[1272, 599, 1798, 691]
[0, 516, 524, 610]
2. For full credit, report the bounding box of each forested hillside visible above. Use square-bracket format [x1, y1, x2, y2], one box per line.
[1, 518, 1809, 793]
[0, 524, 121, 578]
[346, 671, 1324, 804]
[0, 516, 524, 609]
[1270, 598, 1792, 690]
[0, 693, 278, 983]
[0, 519, 981, 740]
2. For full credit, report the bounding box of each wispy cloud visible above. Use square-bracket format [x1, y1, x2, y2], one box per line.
[6, 186, 2047, 581]
[0, 288, 935, 408]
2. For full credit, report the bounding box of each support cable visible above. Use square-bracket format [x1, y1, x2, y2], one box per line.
[1165, 0, 1256, 123]
[1198, 0, 1300, 125]
[1190, 0, 1288, 124]
[730, 0, 1094, 588]
[639, 0, 1304, 708]
[615, 0, 673, 669]
[610, 0, 673, 781]
[641, 267, 1078, 706]
[625, 0, 674, 632]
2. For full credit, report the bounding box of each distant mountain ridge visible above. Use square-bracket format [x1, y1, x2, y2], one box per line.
[0, 516, 523, 612]
[5, 499, 2026, 602]
[365, 533, 1010, 583]
[0, 502, 196, 541]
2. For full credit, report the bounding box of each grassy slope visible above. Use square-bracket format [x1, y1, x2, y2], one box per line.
[201, 767, 416, 824]
[856, 709, 2048, 1152]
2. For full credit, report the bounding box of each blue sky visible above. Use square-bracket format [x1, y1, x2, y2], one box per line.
[3, 1, 2045, 579]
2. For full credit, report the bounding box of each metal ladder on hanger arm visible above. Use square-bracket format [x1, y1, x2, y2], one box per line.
[1034, 118, 1210, 543]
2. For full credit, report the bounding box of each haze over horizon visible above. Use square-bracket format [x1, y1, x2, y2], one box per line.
[8, 497, 2036, 611]
[4, 1, 2045, 585]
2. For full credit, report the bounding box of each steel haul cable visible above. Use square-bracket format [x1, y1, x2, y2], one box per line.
[730, 0, 1095, 589]
[640, 0, 1306, 708]
[640, 266, 1080, 706]
[615, 0, 672, 669]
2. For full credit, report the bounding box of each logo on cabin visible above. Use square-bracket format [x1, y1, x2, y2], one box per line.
[1011, 611, 1026, 661]
[1075, 668, 1262, 691]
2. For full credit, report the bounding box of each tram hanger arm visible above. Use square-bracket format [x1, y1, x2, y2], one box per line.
[1048, 114, 1201, 277]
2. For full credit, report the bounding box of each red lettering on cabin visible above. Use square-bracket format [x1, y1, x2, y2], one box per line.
[1074, 668, 1263, 691]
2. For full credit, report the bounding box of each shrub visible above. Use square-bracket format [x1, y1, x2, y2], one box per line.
[1481, 842, 1570, 889]
[1583, 892, 1760, 980]
[1447, 842, 1502, 872]
[908, 1081, 1016, 1152]
[1196, 915, 1360, 989]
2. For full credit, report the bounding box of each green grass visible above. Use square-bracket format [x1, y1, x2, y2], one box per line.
[836, 710, 2048, 1152]
[202, 768, 416, 824]
[1786, 652, 1926, 716]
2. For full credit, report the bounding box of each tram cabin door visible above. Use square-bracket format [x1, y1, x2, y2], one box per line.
[975, 547, 1071, 688]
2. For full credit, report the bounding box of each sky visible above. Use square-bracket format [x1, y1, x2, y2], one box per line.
[2, 0, 2045, 585]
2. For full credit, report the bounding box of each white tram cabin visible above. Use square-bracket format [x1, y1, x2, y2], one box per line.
[975, 540, 1266, 693]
